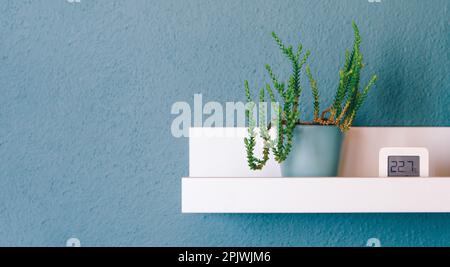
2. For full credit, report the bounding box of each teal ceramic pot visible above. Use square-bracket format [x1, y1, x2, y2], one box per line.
[280, 125, 343, 177]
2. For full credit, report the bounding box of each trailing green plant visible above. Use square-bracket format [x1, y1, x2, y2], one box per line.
[244, 21, 377, 170]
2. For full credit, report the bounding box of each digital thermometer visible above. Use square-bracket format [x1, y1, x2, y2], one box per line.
[379, 147, 429, 177]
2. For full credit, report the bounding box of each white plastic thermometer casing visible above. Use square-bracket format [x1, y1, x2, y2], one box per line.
[379, 147, 429, 177]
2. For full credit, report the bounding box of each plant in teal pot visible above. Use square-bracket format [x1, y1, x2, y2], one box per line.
[244, 21, 377, 177]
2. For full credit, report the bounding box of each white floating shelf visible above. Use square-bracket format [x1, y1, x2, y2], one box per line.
[182, 177, 450, 213]
[183, 127, 450, 213]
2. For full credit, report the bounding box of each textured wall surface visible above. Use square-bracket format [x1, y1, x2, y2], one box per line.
[0, 0, 449, 246]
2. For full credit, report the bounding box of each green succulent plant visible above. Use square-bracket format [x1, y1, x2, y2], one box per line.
[244, 21, 377, 170]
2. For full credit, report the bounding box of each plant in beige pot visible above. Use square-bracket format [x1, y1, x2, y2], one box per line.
[244, 21, 377, 176]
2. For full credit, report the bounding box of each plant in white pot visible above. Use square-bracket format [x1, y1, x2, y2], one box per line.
[244, 21, 377, 176]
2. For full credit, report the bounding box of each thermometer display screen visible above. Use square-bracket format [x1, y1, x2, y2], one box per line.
[388, 156, 420, 177]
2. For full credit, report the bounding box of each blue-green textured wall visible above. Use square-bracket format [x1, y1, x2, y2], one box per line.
[0, 0, 449, 246]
